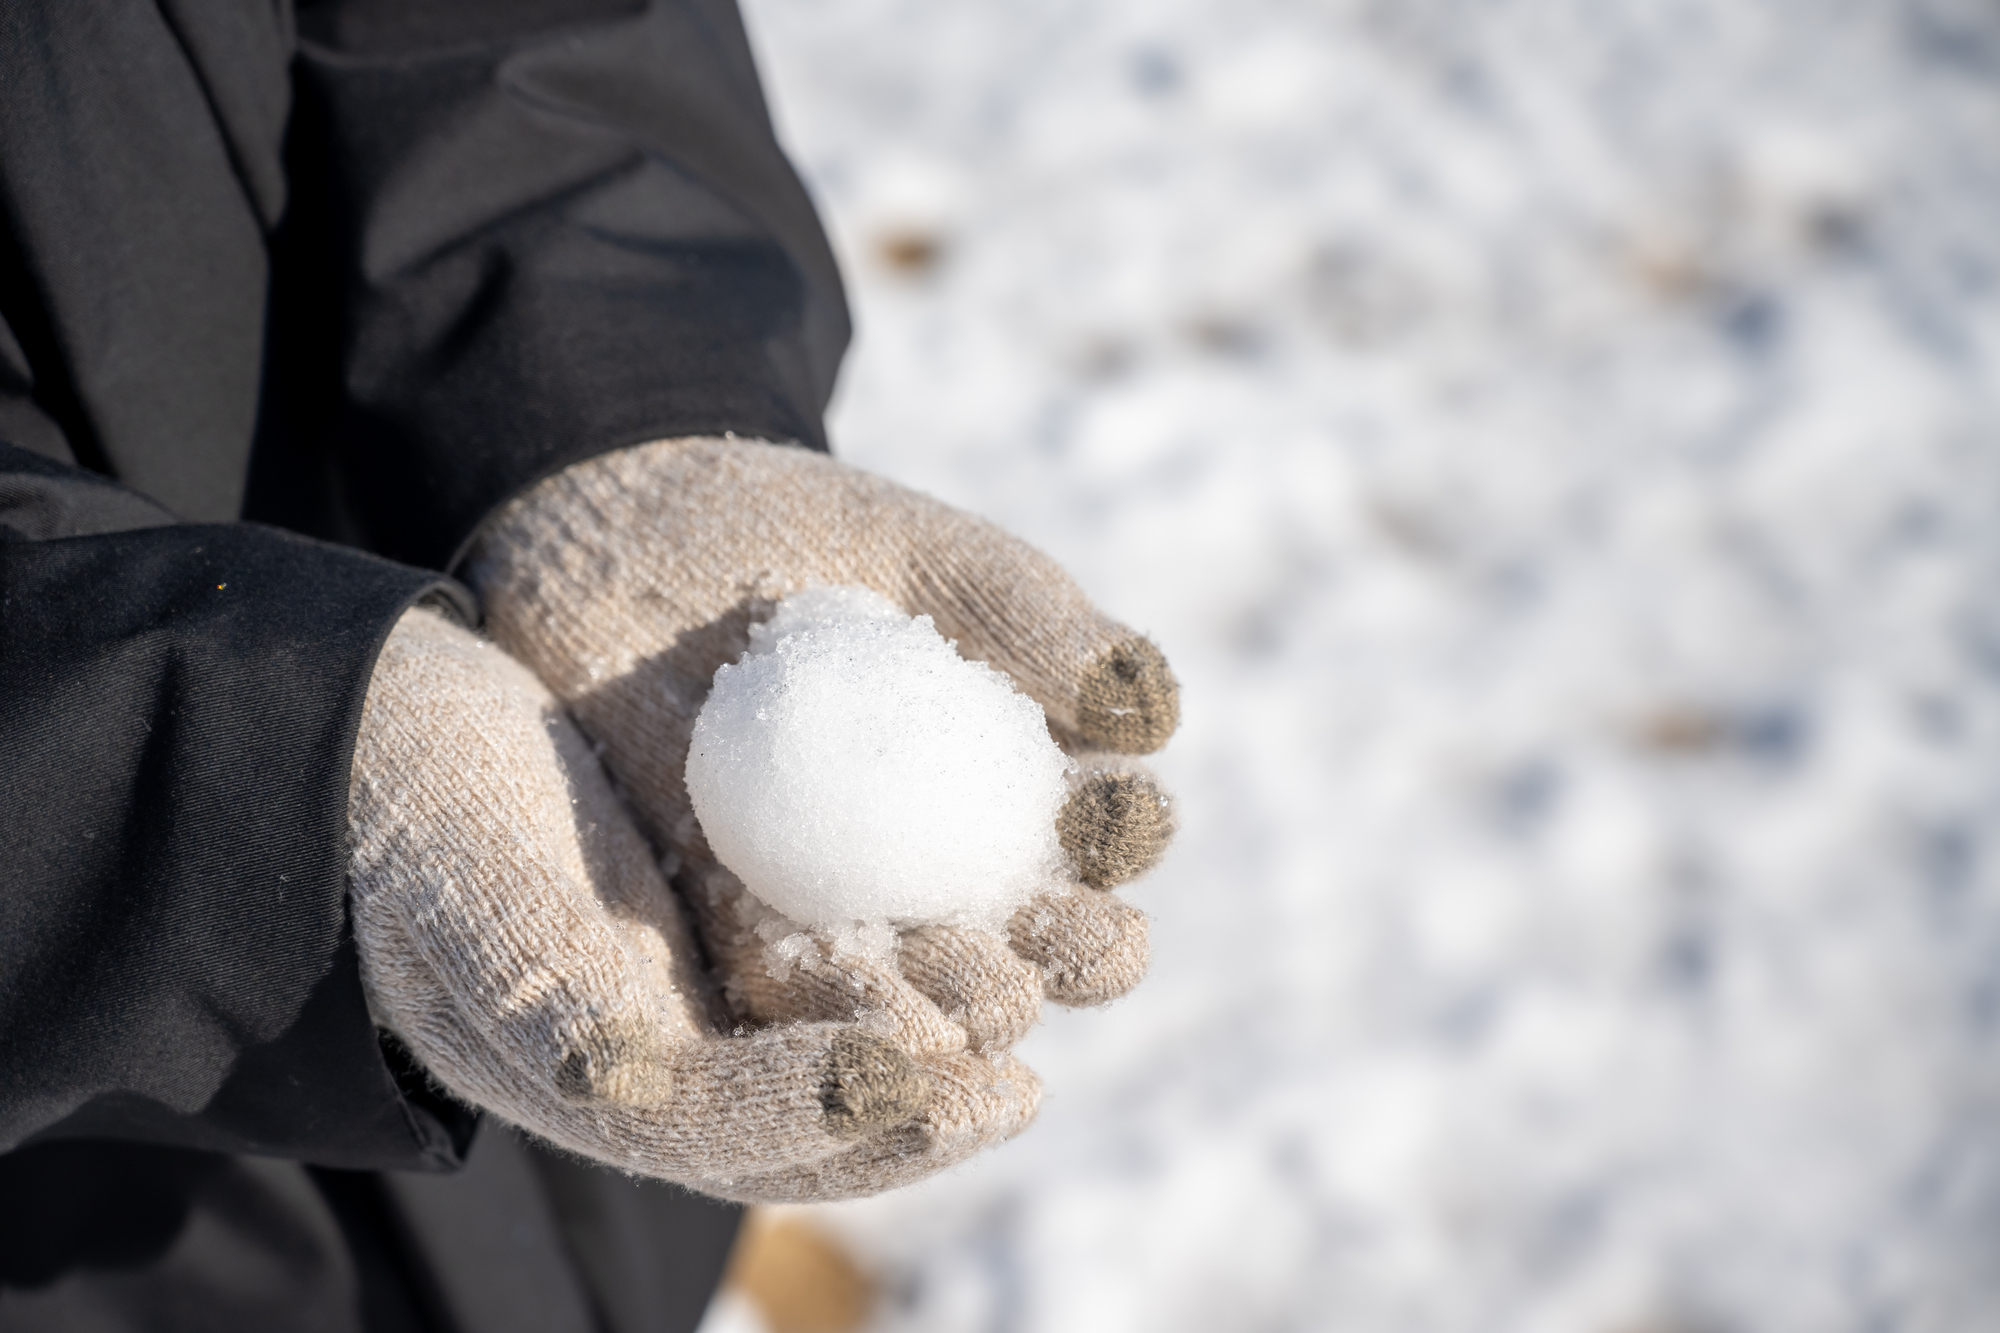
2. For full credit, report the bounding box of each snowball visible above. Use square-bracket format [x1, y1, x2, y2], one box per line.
[686, 585, 1072, 931]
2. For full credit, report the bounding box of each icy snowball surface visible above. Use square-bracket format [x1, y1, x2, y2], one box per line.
[686, 585, 1071, 930]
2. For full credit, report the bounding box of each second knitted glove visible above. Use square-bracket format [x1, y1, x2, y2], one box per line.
[348, 607, 1038, 1202]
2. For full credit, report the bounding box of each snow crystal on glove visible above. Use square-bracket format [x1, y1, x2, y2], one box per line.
[687, 585, 1071, 931]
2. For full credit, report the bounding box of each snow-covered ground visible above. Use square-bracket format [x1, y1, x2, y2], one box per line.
[723, 1, 2000, 1328]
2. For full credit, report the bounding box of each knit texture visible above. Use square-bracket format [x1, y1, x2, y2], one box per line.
[457, 438, 1179, 1197]
[348, 608, 1036, 1201]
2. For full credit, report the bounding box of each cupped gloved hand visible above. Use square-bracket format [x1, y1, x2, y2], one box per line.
[460, 438, 1179, 1195]
[348, 606, 1037, 1202]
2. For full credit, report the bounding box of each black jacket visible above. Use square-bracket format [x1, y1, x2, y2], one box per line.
[0, 1, 848, 1328]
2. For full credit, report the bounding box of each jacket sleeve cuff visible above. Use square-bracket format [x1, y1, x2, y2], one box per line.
[1, 483, 479, 1169]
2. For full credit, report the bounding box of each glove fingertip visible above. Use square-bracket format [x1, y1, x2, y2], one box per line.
[1011, 892, 1151, 1008]
[553, 1017, 676, 1107]
[1059, 767, 1176, 890]
[821, 1030, 933, 1141]
[1075, 634, 1180, 754]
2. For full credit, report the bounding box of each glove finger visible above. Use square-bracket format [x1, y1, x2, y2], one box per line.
[897, 925, 1045, 1053]
[682, 864, 969, 1058]
[704, 1052, 1042, 1204]
[385, 959, 933, 1182]
[923, 1049, 1042, 1156]
[470, 438, 1180, 768]
[896, 512, 1178, 756]
[1009, 888, 1151, 1007]
[356, 925, 687, 1127]
[357, 855, 713, 1131]
[733, 935, 968, 1059]
[1058, 753, 1176, 890]
[638, 1026, 932, 1169]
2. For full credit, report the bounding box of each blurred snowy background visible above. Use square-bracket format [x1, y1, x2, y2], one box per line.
[716, 0, 2000, 1329]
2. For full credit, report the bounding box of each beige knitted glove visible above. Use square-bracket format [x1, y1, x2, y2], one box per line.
[459, 437, 1179, 1199]
[348, 607, 1033, 1201]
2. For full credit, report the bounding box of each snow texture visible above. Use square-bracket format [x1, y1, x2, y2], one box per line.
[688, 586, 1069, 931]
[705, 0, 2000, 1328]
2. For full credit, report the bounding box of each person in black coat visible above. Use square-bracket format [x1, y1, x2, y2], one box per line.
[0, 3, 1179, 1329]
[1, 3, 840, 1327]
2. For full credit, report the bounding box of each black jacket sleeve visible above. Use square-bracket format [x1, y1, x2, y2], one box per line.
[0, 438, 475, 1169]
[0, 0, 847, 1172]
[290, 0, 851, 569]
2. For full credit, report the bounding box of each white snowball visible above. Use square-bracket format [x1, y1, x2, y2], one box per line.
[686, 585, 1071, 930]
